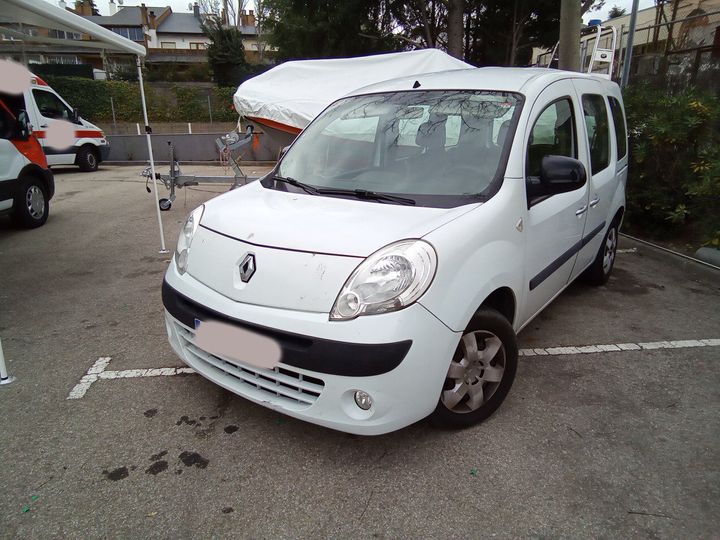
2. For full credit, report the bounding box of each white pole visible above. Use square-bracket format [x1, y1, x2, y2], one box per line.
[0, 337, 16, 385]
[136, 123, 141, 135]
[188, 122, 192, 134]
[136, 56, 168, 253]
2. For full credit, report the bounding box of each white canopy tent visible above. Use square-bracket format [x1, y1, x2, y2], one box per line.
[0, 0, 167, 252]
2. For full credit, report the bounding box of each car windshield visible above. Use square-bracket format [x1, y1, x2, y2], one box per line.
[275, 90, 523, 207]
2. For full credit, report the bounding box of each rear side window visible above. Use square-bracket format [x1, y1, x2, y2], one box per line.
[581, 94, 610, 174]
[608, 96, 627, 159]
[526, 98, 576, 178]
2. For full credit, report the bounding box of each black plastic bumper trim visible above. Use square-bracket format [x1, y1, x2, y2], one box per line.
[162, 280, 412, 377]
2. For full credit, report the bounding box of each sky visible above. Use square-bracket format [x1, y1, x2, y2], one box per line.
[45, 0, 657, 22]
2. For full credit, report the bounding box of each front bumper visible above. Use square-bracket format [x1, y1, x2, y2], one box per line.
[163, 263, 460, 435]
[99, 143, 111, 162]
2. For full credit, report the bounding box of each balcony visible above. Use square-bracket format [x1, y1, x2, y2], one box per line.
[147, 47, 208, 64]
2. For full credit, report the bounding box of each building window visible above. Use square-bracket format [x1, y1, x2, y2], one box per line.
[44, 55, 81, 65]
[49, 29, 81, 40]
[160, 42, 177, 49]
[111, 27, 144, 41]
[189, 42, 205, 50]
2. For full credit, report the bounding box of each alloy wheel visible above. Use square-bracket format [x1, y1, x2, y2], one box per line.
[603, 227, 617, 274]
[441, 330, 506, 414]
[26, 185, 45, 220]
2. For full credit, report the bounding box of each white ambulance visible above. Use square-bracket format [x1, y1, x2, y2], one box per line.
[20, 75, 110, 171]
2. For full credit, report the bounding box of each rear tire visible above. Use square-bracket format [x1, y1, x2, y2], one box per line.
[77, 146, 99, 172]
[582, 220, 619, 286]
[430, 308, 518, 429]
[12, 176, 49, 229]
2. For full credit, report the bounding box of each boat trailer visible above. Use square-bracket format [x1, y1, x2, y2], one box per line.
[141, 125, 261, 211]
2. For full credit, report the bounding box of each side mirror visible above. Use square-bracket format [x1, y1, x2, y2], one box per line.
[539, 155, 586, 195]
[14, 110, 31, 141]
[72, 107, 80, 123]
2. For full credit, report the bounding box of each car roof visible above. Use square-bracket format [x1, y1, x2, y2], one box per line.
[347, 66, 618, 99]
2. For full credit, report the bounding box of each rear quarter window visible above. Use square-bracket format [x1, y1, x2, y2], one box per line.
[608, 96, 627, 160]
[581, 94, 610, 174]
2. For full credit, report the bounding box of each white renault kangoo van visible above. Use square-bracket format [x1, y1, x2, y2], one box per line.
[162, 68, 628, 435]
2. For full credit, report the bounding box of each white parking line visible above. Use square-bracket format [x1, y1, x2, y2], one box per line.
[66, 338, 720, 399]
[67, 357, 194, 399]
[519, 338, 719, 357]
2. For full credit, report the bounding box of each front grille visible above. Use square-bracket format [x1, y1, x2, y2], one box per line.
[172, 321, 324, 410]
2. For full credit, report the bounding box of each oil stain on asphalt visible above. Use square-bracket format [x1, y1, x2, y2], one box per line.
[145, 461, 168, 475]
[179, 451, 209, 469]
[103, 467, 129, 481]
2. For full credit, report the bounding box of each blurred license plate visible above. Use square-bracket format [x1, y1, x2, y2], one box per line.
[193, 319, 281, 369]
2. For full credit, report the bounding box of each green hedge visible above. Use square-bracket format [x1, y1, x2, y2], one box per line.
[623, 85, 720, 248]
[43, 76, 239, 123]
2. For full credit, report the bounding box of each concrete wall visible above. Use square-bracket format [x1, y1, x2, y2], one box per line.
[106, 132, 277, 162]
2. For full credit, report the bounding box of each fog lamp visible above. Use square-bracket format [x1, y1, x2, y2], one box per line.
[354, 390, 373, 410]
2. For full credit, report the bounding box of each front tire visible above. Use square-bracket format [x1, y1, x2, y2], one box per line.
[430, 308, 518, 429]
[582, 220, 619, 286]
[77, 146, 99, 172]
[12, 176, 49, 229]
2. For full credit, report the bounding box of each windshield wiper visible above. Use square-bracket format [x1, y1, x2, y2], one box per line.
[271, 176, 415, 205]
[272, 174, 319, 195]
[315, 187, 416, 206]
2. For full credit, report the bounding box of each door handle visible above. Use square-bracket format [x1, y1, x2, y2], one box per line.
[575, 205, 588, 216]
[40, 124, 48, 128]
[590, 196, 600, 208]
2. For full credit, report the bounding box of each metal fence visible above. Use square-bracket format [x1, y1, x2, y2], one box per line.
[536, 8, 720, 93]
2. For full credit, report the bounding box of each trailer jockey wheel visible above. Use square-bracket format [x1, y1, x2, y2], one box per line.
[159, 198, 172, 211]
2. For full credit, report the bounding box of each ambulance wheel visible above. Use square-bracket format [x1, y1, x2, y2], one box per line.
[159, 198, 172, 211]
[13, 175, 49, 229]
[77, 145, 99, 172]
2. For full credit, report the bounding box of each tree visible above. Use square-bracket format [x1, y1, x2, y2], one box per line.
[388, 0, 446, 49]
[608, 5, 626, 18]
[462, 0, 560, 66]
[445, 0, 465, 58]
[76, 0, 100, 15]
[202, 16, 251, 87]
[581, 0, 605, 15]
[263, 0, 399, 61]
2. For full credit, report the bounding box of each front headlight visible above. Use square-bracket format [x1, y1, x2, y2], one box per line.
[175, 205, 204, 275]
[330, 239, 437, 321]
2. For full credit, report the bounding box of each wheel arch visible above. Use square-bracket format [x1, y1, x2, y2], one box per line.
[477, 287, 517, 327]
[74, 142, 99, 164]
[613, 205, 625, 228]
[19, 163, 55, 200]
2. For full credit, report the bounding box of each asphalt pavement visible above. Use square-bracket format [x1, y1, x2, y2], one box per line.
[0, 165, 718, 538]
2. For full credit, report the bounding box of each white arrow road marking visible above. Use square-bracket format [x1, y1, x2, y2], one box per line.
[66, 338, 720, 399]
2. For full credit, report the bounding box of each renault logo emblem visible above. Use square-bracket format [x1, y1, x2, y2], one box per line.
[239, 253, 256, 282]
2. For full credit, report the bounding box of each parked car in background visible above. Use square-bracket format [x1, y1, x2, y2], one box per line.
[162, 67, 628, 435]
[0, 95, 54, 228]
[0, 75, 109, 172]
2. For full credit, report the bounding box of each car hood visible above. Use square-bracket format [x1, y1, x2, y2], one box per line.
[79, 117, 102, 133]
[199, 180, 480, 257]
